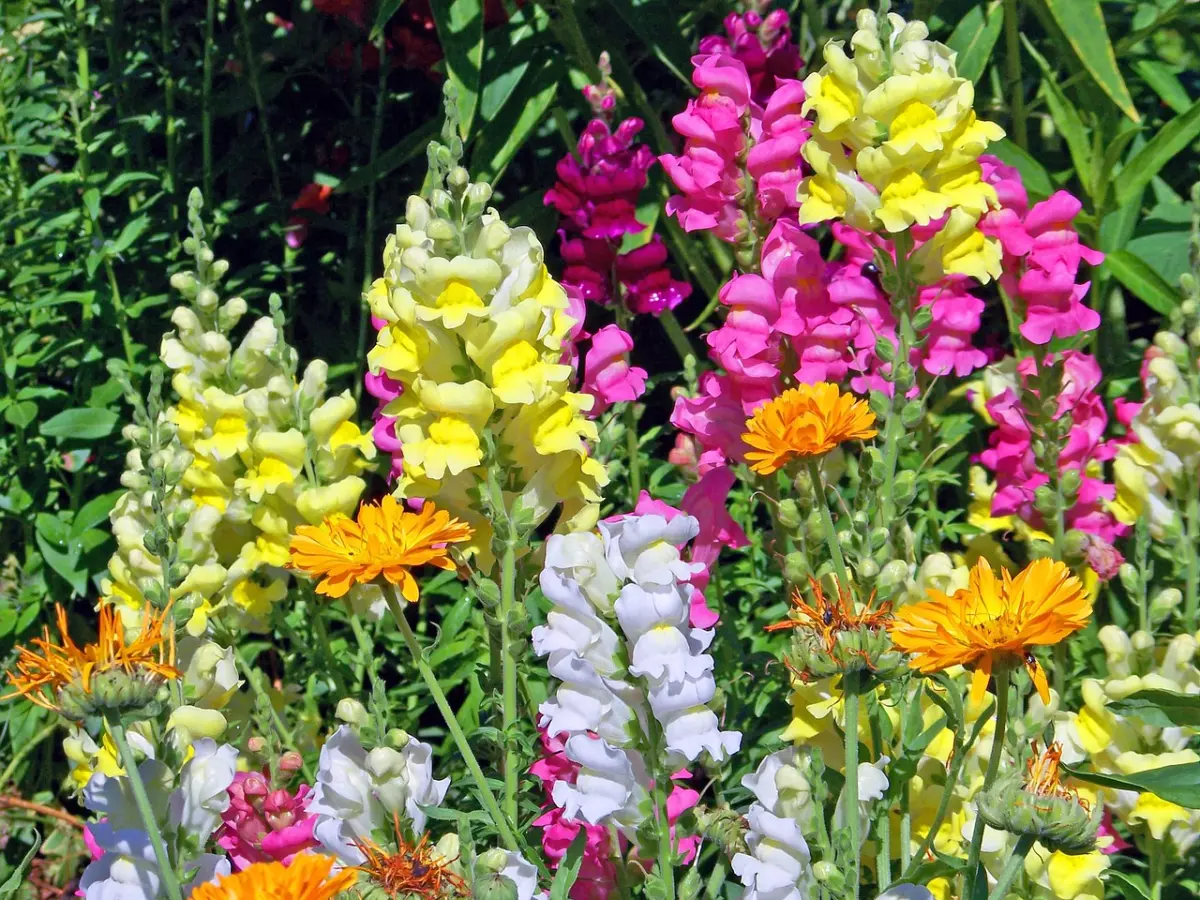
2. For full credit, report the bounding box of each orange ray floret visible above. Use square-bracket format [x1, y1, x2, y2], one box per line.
[767, 577, 892, 651]
[289, 495, 473, 601]
[354, 816, 467, 899]
[191, 853, 356, 900]
[742, 383, 877, 475]
[3, 602, 179, 715]
[889, 557, 1090, 707]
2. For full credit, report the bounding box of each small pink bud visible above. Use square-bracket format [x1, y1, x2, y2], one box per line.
[278, 751, 304, 772]
[247, 736, 266, 753]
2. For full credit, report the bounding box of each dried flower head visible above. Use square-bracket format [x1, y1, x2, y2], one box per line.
[289, 495, 473, 600]
[742, 384, 877, 475]
[4, 603, 179, 722]
[771, 577, 900, 680]
[191, 852, 356, 900]
[354, 817, 467, 899]
[977, 741, 1100, 854]
[890, 557, 1091, 706]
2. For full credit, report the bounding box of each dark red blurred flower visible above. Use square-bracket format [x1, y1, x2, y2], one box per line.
[287, 183, 332, 249]
[314, 0, 367, 28]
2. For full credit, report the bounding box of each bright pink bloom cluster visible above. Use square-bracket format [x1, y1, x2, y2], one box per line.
[660, 20, 809, 242]
[365, 343, 405, 482]
[546, 117, 690, 316]
[582, 324, 648, 416]
[978, 351, 1128, 555]
[531, 730, 701, 900]
[980, 158, 1104, 344]
[216, 770, 317, 870]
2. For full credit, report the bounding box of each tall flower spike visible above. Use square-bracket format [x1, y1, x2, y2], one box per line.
[890, 557, 1091, 706]
[288, 496, 473, 601]
[742, 383, 877, 475]
[190, 853, 356, 900]
[4, 603, 179, 721]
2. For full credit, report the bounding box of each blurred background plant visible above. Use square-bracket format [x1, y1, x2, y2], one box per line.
[2, 0, 1200, 895]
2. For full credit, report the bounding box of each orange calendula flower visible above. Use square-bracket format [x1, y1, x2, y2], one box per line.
[289, 495, 473, 601]
[4, 602, 179, 720]
[355, 816, 467, 899]
[191, 853, 356, 900]
[890, 557, 1090, 707]
[742, 383, 877, 475]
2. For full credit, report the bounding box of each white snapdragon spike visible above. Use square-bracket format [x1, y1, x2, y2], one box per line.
[732, 806, 814, 900]
[169, 739, 239, 844]
[84, 760, 174, 831]
[599, 515, 704, 587]
[79, 826, 162, 900]
[834, 757, 890, 844]
[544, 532, 620, 614]
[534, 568, 622, 676]
[646, 671, 741, 762]
[616, 581, 714, 684]
[551, 734, 650, 834]
[308, 725, 448, 864]
[538, 651, 643, 748]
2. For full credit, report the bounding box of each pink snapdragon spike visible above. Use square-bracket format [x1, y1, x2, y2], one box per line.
[979, 161, 1103, 344]
[582, 324, 648, 416]
[697, 5, 800, 103]
[216, 770, 318, 870]
[977, 351, 1128, 548]
[531, 729, 702, 900]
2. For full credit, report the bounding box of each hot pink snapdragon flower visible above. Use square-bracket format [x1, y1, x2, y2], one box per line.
[216, 770, 317, 870]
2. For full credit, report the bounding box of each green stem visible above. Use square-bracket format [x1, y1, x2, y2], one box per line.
[0, 722, 58, 788]
[899, 779, 911, 872]
[1148, 830, 1165, 900]
[1003, 0, 1027, 149]
[202, 0, 216, 204]
[384, 588, 520, 852]
[963, 667, 1011, 900]
[659, 309, 697, 374]
[624, 401, 642, 501]
[653, 769, 677, 900]
[356, 32, 389, 403]
[103, 257, 136, 369]
[877, 802, 891, 889]
[107, 719, 184, 900]
[498, 538, 521, 826]
[1184, 481, 1199, 630]
[160, 0, 178, 222]
[348, 613, 374, 693]
[806, 458, 850, 588]
[843, 685, 861, 898]
[988, 833, 1034, 899]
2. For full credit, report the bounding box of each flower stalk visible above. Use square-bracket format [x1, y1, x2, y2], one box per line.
[963, 666, 1011, 900]
[383, 587, 520, 853]
[843, 682, 862, 898]
[988, 832, 1034, 899]
[808, 458, 851, 589]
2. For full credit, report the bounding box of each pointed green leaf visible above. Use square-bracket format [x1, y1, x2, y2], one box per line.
[0, 832, 41, 899]
[1134, 60, 1192, 115]
[1115, 98, 1200, 209]
[430, 0, 484, 139]
[1107, 689, 1200, 728]
[1062, 762, 1200, 809]
[1042, 0, 1138, 121]
[1022, 35, 1093, 194]
[946, 1, 1003, 84]
[986, 138, 1053, 201]
[1105, 248, 1181, 316]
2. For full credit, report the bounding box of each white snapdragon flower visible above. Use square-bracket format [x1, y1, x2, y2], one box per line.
[550, 734, 649, 834]
[533, 569, 622, 676]
[79, 826, 161, 900]
[84, 760, 174, 831]
[616, 581, 713, 684]
[732, 806, 814, 900]
[308, 725, 448, 865]
[875, 887, 935, 900]
[168, 739, 238, 844]
[475, 848, 546, 900]
[599, 515, 704, 587]
[184, 855, 231, 893]
[544, 532, 620, 614]
[538, 653, 643, 748]
[646, 671, 740, 762]
[834, 757, 890, 844]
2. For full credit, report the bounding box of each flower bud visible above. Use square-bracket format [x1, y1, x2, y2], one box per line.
[812, 861, 844, 891]
[247, 736, 267, 753]
[336, 698, 370, 727]
[1118, 563, 1141, 597]
[473, 850, 520, 900]
[1151, 587, 1183, 621]
[278, 751, 304, 772]
[778, 499, 802, 530]
[170, 271, 198, 294]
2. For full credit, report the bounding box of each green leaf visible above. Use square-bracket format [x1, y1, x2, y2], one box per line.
[1105, 249, 1180, 315]
[1022, 36, 1093, 193]
[4, 399, 37, 428]
[35, 531, 87, 596]
[430, 0, 484, 139]
[1115, 98, 1200, 208]
[111, 214, 151, 254]
[39, 406, 118, 441]
[1107, 689, 1200, 728]
[71, 490, 123, 538]
[1134, 60, 1192, 115]
[602, 0, 692, 87]
[479, 8, 543, 121]
[336, 119, 439, 195]
[1106, 870, 1152, 900]
[946, 1, 1003, 84]
[0, 832, 41, 899]
[1125, 201, 1192, 285]
[372, 0, 406, 36]
[986, 138, 1053, 200]
[472, 58, 559, 181]
[1042, 0, 1138, 121]
[549, 830, 588, 900]
[1062, 762, 1200, 809]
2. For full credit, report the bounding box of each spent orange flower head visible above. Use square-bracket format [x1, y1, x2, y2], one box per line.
[767, 577, 893, 651]
[354, 816, 466, 899]
[191, 853, 356, 900]
[1025, 741, 1087, 810]
[890, 557, 1091, 707]
[742, 383, 877, 475]
[289, 495, 473, 601]
[3, 602, 179, 720]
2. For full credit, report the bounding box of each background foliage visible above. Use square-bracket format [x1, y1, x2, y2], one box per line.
[2, 0, 1200, 894]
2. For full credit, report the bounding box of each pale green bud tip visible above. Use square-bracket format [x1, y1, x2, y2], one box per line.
[335, 697, 370, 727]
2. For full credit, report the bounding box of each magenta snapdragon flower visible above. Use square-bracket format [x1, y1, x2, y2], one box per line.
[216, 770, 318, 870]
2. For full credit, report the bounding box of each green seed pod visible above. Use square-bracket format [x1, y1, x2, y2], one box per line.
[976, 752, 1100, 855]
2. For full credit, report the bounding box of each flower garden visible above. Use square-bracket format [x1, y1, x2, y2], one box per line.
[3, 3, 1200, 900]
